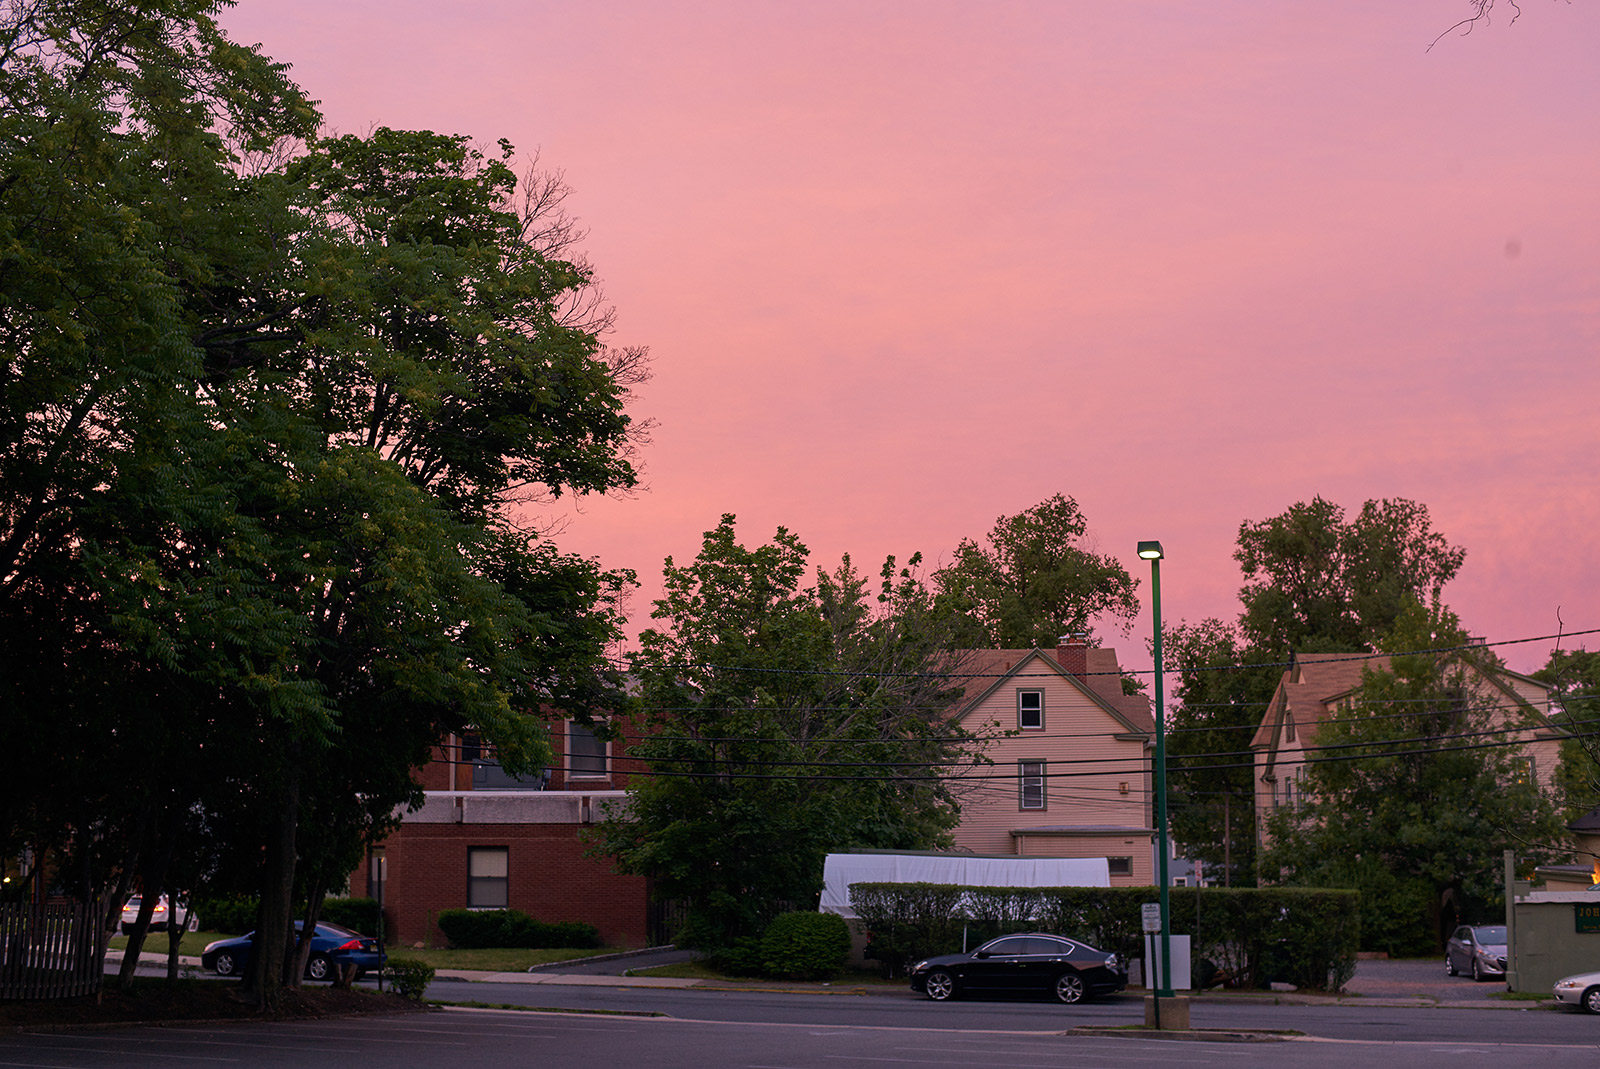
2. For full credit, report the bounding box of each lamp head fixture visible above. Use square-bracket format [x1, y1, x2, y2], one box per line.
[1138, 540, 1165, 560]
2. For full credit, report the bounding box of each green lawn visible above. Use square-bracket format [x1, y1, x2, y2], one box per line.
[395, 946, 622, 972]
[109, 931, 229, 958]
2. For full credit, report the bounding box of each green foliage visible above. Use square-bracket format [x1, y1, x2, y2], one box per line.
[435, 909, 601, 950]
[319, 898, 382, 935]
[1533, 647, 1600, 821]
[1260, 603, 1565, 954]
[1235, 497, 1464, 656]
[0, 0, 640, 1008]
[932, 494, 1138, 648]
[591, 517, 977, 949]
[192, 896, 259, 936]
[848, 882, 1359, 991]
[759, 911, 851, 980]
[1166, 497, 1469, 889]
[382, 957, 436, 1000]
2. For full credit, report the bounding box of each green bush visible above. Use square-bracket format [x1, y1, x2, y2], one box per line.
[193, 894, 258, 935]
[435, 908, 601, 949]
[848, 882, 1360, 992]
[383, 956, 435, 1000]
[320, 897, 381, 935]
[706, 936, 766, 977]
[760, 911, 850, 980]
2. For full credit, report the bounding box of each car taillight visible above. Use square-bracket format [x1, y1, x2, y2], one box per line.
[336, 939, 362, 951]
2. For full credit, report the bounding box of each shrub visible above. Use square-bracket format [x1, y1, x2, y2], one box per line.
[435, 908, 601, 949]
[847, 882, 1360, 992]
[383, 956, 435, 1000]
[193, 894, 258, 935]
[759, 911, 850, 980]
[320, 897, 381, 935]
[706, 936, 766, 977]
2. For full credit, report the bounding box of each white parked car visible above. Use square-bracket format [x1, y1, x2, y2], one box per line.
[119, 895, 197, 935]
[1552, 970, 1600, 1014]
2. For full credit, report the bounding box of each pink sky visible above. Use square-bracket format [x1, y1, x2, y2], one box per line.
[221, 1, 1599, 676]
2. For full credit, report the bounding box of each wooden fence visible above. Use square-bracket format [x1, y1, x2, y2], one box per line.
[0, 899, 105, 999]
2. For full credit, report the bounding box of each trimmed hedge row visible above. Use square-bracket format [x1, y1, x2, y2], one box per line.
[435, 908, 601, 949]
[191, 896, 384, 938]
[848, 883, 1359, 992]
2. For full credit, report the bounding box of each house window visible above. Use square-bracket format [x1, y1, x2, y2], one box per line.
[1108, 856, 1132, 877]
[1019, 760, 1046, 810]
[1285, 714, 1296, 742]
[467, 847, 509, 909]
[569, 721, 608, 776]
[1173, 876, 1188, 887]
[1512, 756, 1535, 786]
[1018, 690, 1043, 730]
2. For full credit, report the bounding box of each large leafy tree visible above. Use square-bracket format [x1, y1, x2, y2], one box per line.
[1165, 497, 1466, 887]
[933, 494, 1138, 649]
[1259, 603, 1565, 955]
[594, 517, 977, 949]
[1, 1, 641, 1007]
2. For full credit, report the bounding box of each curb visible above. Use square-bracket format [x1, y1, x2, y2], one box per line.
[1068, 1026, 1294, 1043]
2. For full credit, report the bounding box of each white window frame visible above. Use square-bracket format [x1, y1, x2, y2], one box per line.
[1018, 760, 1046, 810]
[1017, 690, 1044, 731]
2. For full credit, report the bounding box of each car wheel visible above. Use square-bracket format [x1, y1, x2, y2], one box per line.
[213, 951, 239, 977]
[306, 954, 332, 982]
[1471, 960, 1483, 982]
[1582, 986, 1600, 1015]
[120, 923, 134, 936]
[1054, 971, 1086, 1004]
[1445, 955, 1457, 976]
[923, 969, 955, 1001]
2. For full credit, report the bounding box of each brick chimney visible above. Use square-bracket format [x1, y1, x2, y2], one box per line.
[1056, 634, 1088, 677]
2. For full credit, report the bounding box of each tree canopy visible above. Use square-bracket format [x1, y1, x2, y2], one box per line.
[1166, 496, 1467, 888]
[933, 494, 1138, 649]
[1, 0, 642, 1006]
[592, 516, 978, 949]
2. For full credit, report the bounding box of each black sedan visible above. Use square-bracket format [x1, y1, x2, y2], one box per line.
[909, 933, 1126, 1004]
[201, 922, 384, 982]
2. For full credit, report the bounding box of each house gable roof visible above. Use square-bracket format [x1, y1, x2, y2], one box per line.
[955, 647, 1154, 738]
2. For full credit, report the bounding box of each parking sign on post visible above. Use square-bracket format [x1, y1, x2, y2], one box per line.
[1142, 902, 1162, 934]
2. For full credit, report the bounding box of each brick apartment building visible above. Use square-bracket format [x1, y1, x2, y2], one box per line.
[350, 718, 653, 948]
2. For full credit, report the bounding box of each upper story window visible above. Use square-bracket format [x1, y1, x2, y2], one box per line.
[569, 721, 609, 777]
[1018, 690, 1044, 730]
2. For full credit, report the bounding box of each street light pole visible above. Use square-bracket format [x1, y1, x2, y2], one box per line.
[1137, 540, 1174, 1009]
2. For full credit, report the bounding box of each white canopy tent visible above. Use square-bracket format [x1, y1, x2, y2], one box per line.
[819, 853, 1111, 919]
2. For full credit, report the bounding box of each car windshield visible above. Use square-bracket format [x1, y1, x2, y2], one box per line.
[1472, 926, 1506, 944]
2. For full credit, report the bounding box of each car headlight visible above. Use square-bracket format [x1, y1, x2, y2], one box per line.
[911, 960, 929, 973]
[1555, 979, 1583, 989]
[202, 941, 222, 954]
[1105, 954, 1120, 969]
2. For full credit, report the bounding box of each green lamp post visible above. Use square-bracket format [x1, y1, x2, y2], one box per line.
[1137, 540, 1174, 1008]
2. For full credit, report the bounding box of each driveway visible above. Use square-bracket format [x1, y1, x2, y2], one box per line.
[1344, 956, 1507, 1002]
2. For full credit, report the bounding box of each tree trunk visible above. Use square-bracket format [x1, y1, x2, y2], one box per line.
[244, 767, 301, 1010]
[117, 811, 177, 987]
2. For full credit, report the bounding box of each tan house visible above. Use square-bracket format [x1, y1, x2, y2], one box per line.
[1250, 650, 1565, 851]
[948, 639, 1156, 885]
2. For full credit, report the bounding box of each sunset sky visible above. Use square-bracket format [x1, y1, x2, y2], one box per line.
[220, 1, 1600, 676]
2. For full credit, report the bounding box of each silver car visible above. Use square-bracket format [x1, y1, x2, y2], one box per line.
[1552, 970, 1600, 1013]
[1444, 924, 1506, 981]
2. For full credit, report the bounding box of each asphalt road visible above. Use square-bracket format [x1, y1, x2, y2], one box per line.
[3, 1004, 1597, 1069]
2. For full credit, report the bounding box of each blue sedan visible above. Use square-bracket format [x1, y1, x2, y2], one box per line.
[201, 922, 384, 982]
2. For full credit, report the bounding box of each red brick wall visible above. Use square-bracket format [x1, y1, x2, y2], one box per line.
[354, 822, 649, 949]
